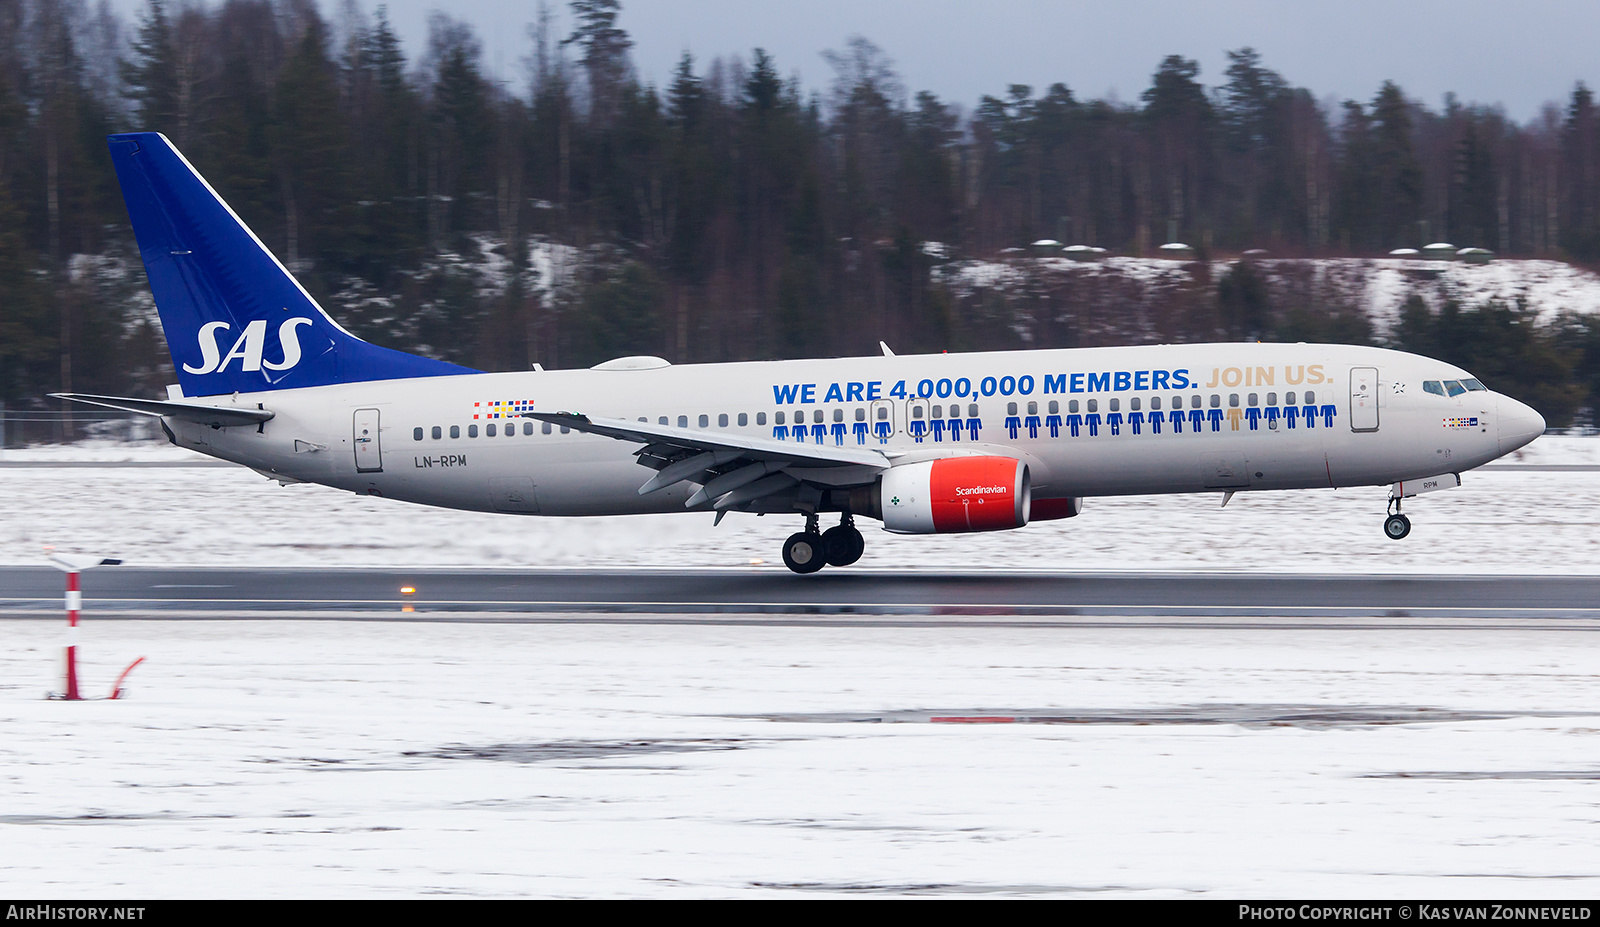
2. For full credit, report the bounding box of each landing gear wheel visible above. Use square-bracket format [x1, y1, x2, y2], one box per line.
[1383, 513, 1412, 540]
[822, 525, 865, 567]
[783, 532, 827, 573]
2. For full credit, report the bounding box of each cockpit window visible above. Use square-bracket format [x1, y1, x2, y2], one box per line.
[1423, 380, 1445, 396]
[1443, 380, 1466, 397]
[1461, 378, 1487, 391]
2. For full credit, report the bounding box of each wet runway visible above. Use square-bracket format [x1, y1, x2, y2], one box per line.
[5, 567, 1600, 624]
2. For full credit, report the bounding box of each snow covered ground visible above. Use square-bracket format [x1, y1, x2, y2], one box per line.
[2, 619, 1598, 898]
[5, 440, 1600, 897]
[1, 435, 1597, 573]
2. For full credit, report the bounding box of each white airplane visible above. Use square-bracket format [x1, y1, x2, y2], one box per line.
[58, 133, 1547, 573]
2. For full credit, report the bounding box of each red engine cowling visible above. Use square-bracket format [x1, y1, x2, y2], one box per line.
[880, 456, 1030, 534]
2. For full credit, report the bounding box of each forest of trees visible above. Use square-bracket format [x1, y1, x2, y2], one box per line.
[4, 0, 1600, 433]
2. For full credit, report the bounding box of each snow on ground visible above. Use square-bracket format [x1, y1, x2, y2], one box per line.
[937, 255, 1600, 338]
[2, 619, 1597, 897]
[2, 436, 1597, 573]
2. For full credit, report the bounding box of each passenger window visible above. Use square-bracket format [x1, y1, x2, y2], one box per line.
[1229, 394, 1239, 407]
[1172, 396, 1183, 409]
[813, 409, 824, 424]
[431, 426, 442, 439]
[486, 424, 497, 437]
[413, 427, 423, 441]
[542, 422, 551, 434]
[1247, 393, 1257, 407]
[1028, 401, 1038, 414]
[505, 425, 515, 438]
[1266, 392, 1277, 405]
[1068, 400, 1079, 414]
[1286, 392, 1297, 405]
[1086, 399, 1097, 413]
[1130, 398, 1140, 411]
[737, 413, 747, 426]
[1109, 398, 1119, 412]
[678, 415, 689, 427]
[1304, 391, 1315, 405]
[1048, 400, 1059, 414]
[1008, 402, 1018, 415]
[876, 407, 887, 420]
[659, 416, 668, 425]
[698, 414, 709, 428]
[468, 425, 478, 437]
[833, 409, 844, 422]
[719, 413, 729, 427]
[855, 407, 866, 421]
[1423, 381, 1445, 396]
[1444, 380, 1465, 397]
[931, 405, 943, 419]
[560, 425, 569, 434]
[755, 412, 765, 425]
[1150, 397, 1161, 411]
[524, 422, 533, 435]
[450, 425, 460, 438]
[775, 411, 785, 425]
[968, 403, 979, 417]
[1191, 394, 1202, 408]
[912, 406, 924, 420]
[1209, 394, 1220, 408]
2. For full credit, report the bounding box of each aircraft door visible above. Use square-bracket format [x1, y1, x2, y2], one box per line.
[1349, 367, 1379, 432]
[869, 399, 896, 442]
[353, 408, 383, 472]
[904, 398, 930, 443]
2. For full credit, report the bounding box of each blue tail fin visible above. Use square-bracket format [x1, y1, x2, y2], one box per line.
[107, 132, 475, 396]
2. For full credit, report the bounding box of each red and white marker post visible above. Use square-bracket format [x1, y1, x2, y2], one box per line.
[46, 552, 124, 701]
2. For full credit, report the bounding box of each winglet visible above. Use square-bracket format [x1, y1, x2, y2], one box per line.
[879, 341, 896, 356]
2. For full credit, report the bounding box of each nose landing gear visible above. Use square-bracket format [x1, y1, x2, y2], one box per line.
[782, 513, 865, 573]
[1384, 497, 1412, 540]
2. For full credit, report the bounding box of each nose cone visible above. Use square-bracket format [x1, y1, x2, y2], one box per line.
[1498, 395, 1546, 455]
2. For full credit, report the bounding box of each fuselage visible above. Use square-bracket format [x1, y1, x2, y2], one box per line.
[167, 341, 1545, 519]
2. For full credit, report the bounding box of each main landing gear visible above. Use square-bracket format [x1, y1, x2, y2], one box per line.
[782, 513, 864, 574]
[1384, 497, 1412, 540]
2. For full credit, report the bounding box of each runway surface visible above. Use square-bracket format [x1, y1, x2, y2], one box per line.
[5, 567, 1600, 624]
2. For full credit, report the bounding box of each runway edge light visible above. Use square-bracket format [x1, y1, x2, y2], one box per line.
[45, 550, 142, 701]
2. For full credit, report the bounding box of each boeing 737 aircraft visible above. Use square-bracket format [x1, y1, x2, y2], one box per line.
[57, 133, 1547, 573]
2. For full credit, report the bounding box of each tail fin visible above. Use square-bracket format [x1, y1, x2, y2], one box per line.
[107, 132, 475, 396]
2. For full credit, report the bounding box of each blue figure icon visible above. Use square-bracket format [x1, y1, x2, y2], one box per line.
[1263, 406, 1279, 429]
[1045, 413, 1061, 438]
[1128, 411, 1144, 435]
[1208, 408, 1224, 432]
[1065, 412, 1083, 437]
[853, 421, 869, 445]
[812, 423, 828, 443]
[1321, 404, 1337, 427]
[1106, 411, 1122, 436]
[1005, 414, 1021, 439]
[1085, 413, 1100, 437]
[1302, 405, 1317, 428]
[909, 419, 926, 443]
[1024, 413, 1040, 438]
[1284, 405, 1297, 429]
[1245, 407, 1261, 430]
[930, 419, 946, 442]
[874, 419, 892, 443]
[832, 422, 847, 446]
[773, 424, 789, 441]
[967, 417, 981, 440]
[1189, 409, 1205, 432]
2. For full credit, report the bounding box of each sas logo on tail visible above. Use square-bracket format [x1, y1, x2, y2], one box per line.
[184, 316, 314, 375]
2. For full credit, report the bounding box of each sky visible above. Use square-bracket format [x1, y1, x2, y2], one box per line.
[117, 0, 1599, 122]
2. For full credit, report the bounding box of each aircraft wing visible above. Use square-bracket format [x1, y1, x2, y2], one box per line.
[524, 411, 889, 509]
[52, 392, 275, 427]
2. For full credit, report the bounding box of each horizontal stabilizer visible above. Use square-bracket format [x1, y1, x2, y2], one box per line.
[51, 392, 275, 427]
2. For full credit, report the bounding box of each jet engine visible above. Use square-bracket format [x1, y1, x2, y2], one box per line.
[877, 456, 1030, 534]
